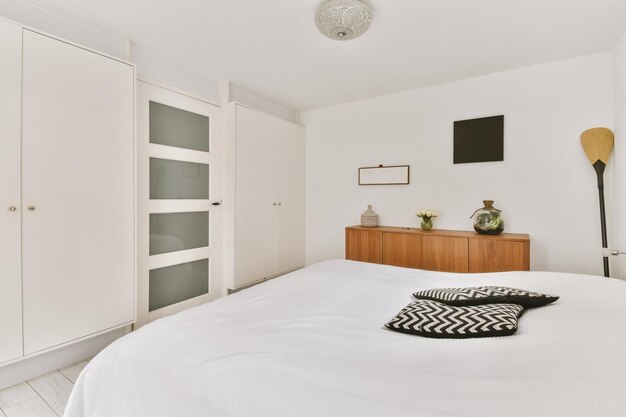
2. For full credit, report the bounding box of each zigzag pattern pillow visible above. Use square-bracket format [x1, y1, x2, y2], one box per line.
[413, 286, 558, 308]
[385, 300, 524, 339]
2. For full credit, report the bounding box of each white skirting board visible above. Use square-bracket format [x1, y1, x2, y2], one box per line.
[0, 327, 128, 390]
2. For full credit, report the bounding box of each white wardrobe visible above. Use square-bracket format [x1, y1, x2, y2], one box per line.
[224, 103, 305, 290]
[0, 19, 135, 364]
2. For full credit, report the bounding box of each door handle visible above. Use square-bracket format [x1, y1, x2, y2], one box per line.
[28, 206, 36, 211]
[211, 201, 221, 206]
[8, 206, 16, 212]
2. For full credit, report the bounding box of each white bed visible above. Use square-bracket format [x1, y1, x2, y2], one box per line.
[65, 260, 626, 417]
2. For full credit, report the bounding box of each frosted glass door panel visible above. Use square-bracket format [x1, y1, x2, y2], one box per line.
[150, 158, 209, 199]
[150, 212, 209, 255]
[149, 101, 210, 151]
[149, 259, 209, 311]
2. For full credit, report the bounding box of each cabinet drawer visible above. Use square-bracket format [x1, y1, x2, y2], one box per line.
[345, 229, 382, 263]
[469, 239, 529, 272]
[383, 233, 422, 268]
[422, 236, 469, 273]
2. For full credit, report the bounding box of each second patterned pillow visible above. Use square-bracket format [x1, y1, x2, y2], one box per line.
[413, 286, 559, 308]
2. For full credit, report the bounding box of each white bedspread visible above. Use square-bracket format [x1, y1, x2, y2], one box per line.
[65, 260, 626, 417]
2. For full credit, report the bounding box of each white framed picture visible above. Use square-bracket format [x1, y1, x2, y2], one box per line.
[358, 165, 410, 185]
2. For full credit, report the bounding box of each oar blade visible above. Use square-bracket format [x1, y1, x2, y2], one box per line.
[581, 127, 614, 165]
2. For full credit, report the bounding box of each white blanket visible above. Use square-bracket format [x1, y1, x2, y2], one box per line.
[64, 260, 626, 417]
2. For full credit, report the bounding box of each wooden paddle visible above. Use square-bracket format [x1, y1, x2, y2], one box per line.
[581, 127, 614, 277]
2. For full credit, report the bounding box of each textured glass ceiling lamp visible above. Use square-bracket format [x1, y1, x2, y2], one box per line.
[315, 0, 373, 41]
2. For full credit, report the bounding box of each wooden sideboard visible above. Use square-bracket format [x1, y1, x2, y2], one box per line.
[345, 226, 530, 273]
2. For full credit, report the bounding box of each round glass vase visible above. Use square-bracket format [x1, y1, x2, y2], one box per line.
[471, 200, 504, 235]
[420, 218, 433, 231]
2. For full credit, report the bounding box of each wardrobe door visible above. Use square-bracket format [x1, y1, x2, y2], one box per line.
[275, 121, 305, 274]
[0, 20, 23, 363]
[21, 31, 135, 354]
[234, 106, 277, 287]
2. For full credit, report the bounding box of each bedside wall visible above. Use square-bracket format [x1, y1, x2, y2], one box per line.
[301, 52, 615, 276]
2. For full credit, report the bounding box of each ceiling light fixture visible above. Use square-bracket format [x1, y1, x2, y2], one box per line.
[315, 0, 373, 41]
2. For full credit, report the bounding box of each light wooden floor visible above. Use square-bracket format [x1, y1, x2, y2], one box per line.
[0, 359, 88, 417]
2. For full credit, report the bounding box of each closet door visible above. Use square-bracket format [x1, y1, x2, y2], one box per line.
[0, 20, 23, 363]
[275, 122, 305, 274]
[234, 106, 277, 287]
[21, 31, 135, 354]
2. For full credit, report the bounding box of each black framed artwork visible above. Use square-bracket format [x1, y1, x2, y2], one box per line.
[453, 115, 504, 164]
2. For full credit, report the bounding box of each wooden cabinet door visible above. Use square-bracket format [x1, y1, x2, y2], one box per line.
[0, 19, 23, 364]
[469, 240, 529, 272]
[383, 233, 422, 268]
[345, 229, 382, 263]
[422, 236, 469, 272]
[22, 31, 135, 354]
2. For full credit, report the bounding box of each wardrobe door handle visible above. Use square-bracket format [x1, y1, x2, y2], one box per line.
[277, 202, 282, 206]
[273, 202, 277, 206]
[8, 206, 16, 212]
[28, 206, 36, 211]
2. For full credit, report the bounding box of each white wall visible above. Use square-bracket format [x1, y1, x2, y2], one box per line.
[0, 0, 298, 122]
[301, 52, 615, 276]
[613, 31, 626, 279]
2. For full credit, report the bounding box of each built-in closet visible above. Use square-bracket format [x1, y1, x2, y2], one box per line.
[224, 103, 305, 290]
[0, 18, 135, 364]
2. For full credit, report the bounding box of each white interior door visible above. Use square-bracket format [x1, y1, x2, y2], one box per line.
[21, 30, 135, 354]
[137, 80, 223, 326]
[275, 122, 305, 274]
[0, 19, 23, 363]
[234, 105, 278, 287]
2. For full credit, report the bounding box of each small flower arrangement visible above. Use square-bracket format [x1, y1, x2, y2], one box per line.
[416, 209, 438, 231]
[416, 209, 438, 220]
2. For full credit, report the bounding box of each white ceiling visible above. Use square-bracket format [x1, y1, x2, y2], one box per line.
[20, 0, 626, 111]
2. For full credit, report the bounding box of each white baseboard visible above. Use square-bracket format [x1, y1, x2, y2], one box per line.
[0, 327, 128, 390]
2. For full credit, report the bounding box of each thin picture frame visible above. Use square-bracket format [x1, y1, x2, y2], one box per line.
[358, 165, 410, 185]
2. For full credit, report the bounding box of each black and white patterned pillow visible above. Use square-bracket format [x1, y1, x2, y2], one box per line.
[385, 300, 524, 339]
[413, 286, 558, 308]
